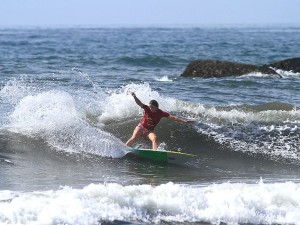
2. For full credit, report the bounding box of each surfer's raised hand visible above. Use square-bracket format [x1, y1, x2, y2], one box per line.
[131, 92, 143, 107]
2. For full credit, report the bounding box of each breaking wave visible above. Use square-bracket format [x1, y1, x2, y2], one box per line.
[1, 181, 300, 225]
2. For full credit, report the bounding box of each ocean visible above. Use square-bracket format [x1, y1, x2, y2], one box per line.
[0, 25, 300, 225]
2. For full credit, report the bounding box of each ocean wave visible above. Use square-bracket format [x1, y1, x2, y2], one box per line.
[1, 78, 300, 163]
[0, 75, 41, 105]
[1, 181, 300, 225]
[99, 86, 300, 163]
[189, 102, 300, 163]
[6, 90, 125, 158]
[275, 69, 300, 78]
[154, 75, 173, 82]
[239, 69, 300, 78]
[117, 55, 172, 67]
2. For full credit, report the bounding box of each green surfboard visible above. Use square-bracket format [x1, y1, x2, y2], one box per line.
[126, 148, 196, 164]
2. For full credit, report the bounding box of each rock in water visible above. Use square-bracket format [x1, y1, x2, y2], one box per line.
[268, 58, 300, 73]
[181, 60, 278, 78]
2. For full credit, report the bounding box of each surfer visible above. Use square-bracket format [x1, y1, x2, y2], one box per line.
[126, 92, 193, 150]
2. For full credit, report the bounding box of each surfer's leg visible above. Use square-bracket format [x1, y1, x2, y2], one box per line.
[148, 132, 158, 150]
[126, 125, 142, 147]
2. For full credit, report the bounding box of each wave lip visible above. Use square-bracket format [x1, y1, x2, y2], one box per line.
[1, 181, 300, 225]
[7, 90, 125, 158]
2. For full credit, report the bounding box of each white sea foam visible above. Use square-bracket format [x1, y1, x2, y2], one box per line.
[275, 69, 300, 78]
[0, 76, 41, 105]
[241, 69, 300, 78]
[3, 78, 300, 162]
[98, 83, 178, 121]
[2, 80, 189, 158]
[9, 90, 79, 133]
[241, 72, 269, 78]
[1, 181, 300, 225]
[155, 75, 173, 82]
[191, 103, 300, 162]
[7, 90, 125, 158]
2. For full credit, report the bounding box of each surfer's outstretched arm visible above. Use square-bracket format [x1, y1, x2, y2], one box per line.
[167, 115, 194, 124]
[131, 92, 144, 107]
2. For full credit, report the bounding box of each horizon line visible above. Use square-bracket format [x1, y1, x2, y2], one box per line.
[1, 23, 300, 29]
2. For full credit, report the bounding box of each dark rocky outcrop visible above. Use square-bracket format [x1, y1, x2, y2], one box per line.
[268, 57, 300, 73]
[181, 60, 278, 78]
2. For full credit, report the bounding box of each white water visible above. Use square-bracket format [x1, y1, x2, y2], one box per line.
[2, 78, 300, 162]
[1, 181, 300, 225]
[5, 89, 126, 158]
[0, 80, 186, 158]
[155, 75, 173, 82]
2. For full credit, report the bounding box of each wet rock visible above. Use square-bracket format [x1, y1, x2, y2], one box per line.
[181, 60, 278, 78]
[268, 57, 300, 73]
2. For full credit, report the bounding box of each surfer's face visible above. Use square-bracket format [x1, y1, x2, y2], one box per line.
[149, 104, 158, 113]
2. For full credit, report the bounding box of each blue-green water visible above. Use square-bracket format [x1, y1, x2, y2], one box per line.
[0, 26, 300, 225]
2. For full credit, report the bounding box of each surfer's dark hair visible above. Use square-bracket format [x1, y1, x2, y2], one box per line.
[149, 100, 159, 108]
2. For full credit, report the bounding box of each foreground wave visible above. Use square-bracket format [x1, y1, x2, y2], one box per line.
[1, 181, 300, 225]
[1, 77, 300, 164]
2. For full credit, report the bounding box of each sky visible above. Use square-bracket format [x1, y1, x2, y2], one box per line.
[1, 0, 300, 27]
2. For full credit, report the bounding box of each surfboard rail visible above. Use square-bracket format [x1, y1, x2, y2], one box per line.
[126, 148, 197, 164]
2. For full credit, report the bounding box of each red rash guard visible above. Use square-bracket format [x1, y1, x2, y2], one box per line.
[139, 104, 170, 131]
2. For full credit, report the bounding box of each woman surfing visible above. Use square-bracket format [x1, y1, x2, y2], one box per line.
[126, 92, 194, 150]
